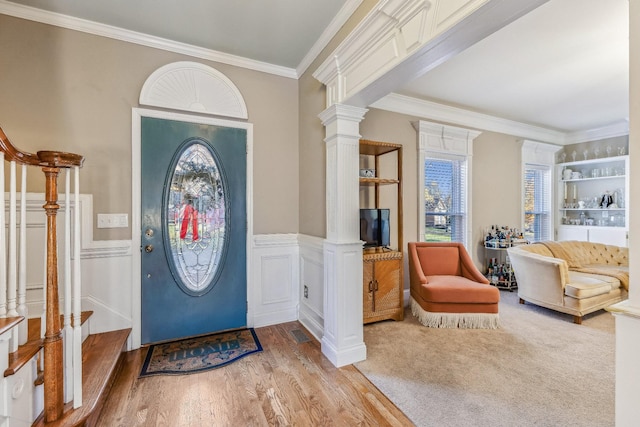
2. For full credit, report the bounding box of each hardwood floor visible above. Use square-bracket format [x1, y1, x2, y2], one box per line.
[97, 321, 413, 426]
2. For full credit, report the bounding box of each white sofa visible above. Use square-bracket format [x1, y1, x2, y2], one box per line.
[507, 240, 628, 324]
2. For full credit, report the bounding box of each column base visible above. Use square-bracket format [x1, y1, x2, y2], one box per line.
[321, 336, 367, 368]
[322, 240, 366, 367]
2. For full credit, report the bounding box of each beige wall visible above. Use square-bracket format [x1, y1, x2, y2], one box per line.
[0, 14, 299, 239]
[298, 0, 378, 238]
[470, 132, 523, 265]
[297, 69, 327, 238]
[360, 110, 524, 274]
[359, 109, 419, 253]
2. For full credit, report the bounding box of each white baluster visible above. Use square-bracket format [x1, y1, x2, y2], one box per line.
[41, 217, 47, 340]
[8, 161, 18, 352]
[8, 161, 18, 318]
[64, 170, 73, 403]
[0, 153, 6, 318]
[72, 166, 82, 408]
[17, 165, 28, 344]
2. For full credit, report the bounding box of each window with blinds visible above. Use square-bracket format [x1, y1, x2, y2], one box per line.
[424, 156, 467, 244]
[524, 165, 551, 242]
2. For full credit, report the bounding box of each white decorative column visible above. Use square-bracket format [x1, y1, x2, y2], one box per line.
[318, 104, 368, 367]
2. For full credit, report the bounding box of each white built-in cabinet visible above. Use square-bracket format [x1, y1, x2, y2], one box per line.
[556, 154, 629, 247]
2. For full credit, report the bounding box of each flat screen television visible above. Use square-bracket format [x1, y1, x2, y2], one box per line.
[360, 208, 390, 248]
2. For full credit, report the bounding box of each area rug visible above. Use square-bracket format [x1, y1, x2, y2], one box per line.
[139, 328, 262, 377]
[355, 291, 615, 427]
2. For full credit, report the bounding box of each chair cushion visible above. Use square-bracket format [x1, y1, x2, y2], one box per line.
[420, 275, 500, 304]
[565, 271, 620, 299]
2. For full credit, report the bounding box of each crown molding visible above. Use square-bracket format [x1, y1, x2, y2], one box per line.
[296, 0, 364, 77]
[374, 93, 629, 145]
[0, 0, 298, 79]
[564, 120, 629, 144]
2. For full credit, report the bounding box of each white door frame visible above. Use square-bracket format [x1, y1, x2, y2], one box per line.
[131, 107, 254, 348]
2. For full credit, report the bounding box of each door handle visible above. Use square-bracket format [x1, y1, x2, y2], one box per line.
[145, 244, 154, 253]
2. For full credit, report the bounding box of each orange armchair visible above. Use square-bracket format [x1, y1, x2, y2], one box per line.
[408, 242, 500, 329]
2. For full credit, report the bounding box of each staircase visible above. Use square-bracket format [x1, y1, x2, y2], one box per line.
[31, 328, 131, 427]
[3, 315, 130, 427]
[0, 126, 129, 426]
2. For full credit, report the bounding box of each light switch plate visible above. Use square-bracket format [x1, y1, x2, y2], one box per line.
[97, 213, 128, 228]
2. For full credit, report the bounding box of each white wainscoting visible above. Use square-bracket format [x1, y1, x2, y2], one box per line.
[251, 234, 300, 328]
[297, 234, 325, 342]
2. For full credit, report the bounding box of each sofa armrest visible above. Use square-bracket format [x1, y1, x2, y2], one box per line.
[507, 248, 570, 306]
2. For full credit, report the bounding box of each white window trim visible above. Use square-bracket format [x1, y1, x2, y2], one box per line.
[520, 140, 562, 241]
[414, 120, 481, 249]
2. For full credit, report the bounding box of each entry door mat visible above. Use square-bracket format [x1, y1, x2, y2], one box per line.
[139, 328, 263, 377]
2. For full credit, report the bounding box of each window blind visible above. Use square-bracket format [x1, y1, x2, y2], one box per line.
[524, 164, 551, 242]
[424, 155, 467, 244]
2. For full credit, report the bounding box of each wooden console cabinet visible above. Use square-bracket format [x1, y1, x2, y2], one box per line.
[360, 139, 403, 324]
[363, 251, 403, 323]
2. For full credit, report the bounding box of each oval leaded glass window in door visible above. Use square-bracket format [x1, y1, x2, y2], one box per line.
[165, 140, 227, 296]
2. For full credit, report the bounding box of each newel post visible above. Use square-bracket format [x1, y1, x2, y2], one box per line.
[37, 150, 85, 423]
[42, 166, 64, 422]
[0, 131, 84, 422]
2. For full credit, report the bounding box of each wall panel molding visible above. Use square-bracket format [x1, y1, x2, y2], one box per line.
[251, 234, 300, 328]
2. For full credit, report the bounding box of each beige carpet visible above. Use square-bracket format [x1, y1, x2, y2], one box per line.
[355, 290, 615, 427]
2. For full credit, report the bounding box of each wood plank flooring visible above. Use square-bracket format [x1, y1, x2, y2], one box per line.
[97, 321, 413, 427]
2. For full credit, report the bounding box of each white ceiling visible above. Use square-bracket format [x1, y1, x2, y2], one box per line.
[396, 0, 629, 134]
[2, 0, 630, 136]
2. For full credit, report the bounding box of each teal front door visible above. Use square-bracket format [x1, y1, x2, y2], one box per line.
[141, 117, 247, 344]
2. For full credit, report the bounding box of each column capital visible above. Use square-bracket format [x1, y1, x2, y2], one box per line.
[319, 104, 369, 127]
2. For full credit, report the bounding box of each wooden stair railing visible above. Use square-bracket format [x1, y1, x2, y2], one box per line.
[0, 127, 84, 423]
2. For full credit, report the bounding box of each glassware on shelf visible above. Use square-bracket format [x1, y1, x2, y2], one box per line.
[606, 145, 612, 157]
[559, 152, 566, 163]
[593, 147, 600, 159]
[583, 149, 589, 160]
[618, 146, 626, 156]
[615, 188, 624, 208]
[571, 150, 577, 162]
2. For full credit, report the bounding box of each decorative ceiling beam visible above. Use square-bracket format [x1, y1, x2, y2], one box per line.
[314, 0, 550, 109]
